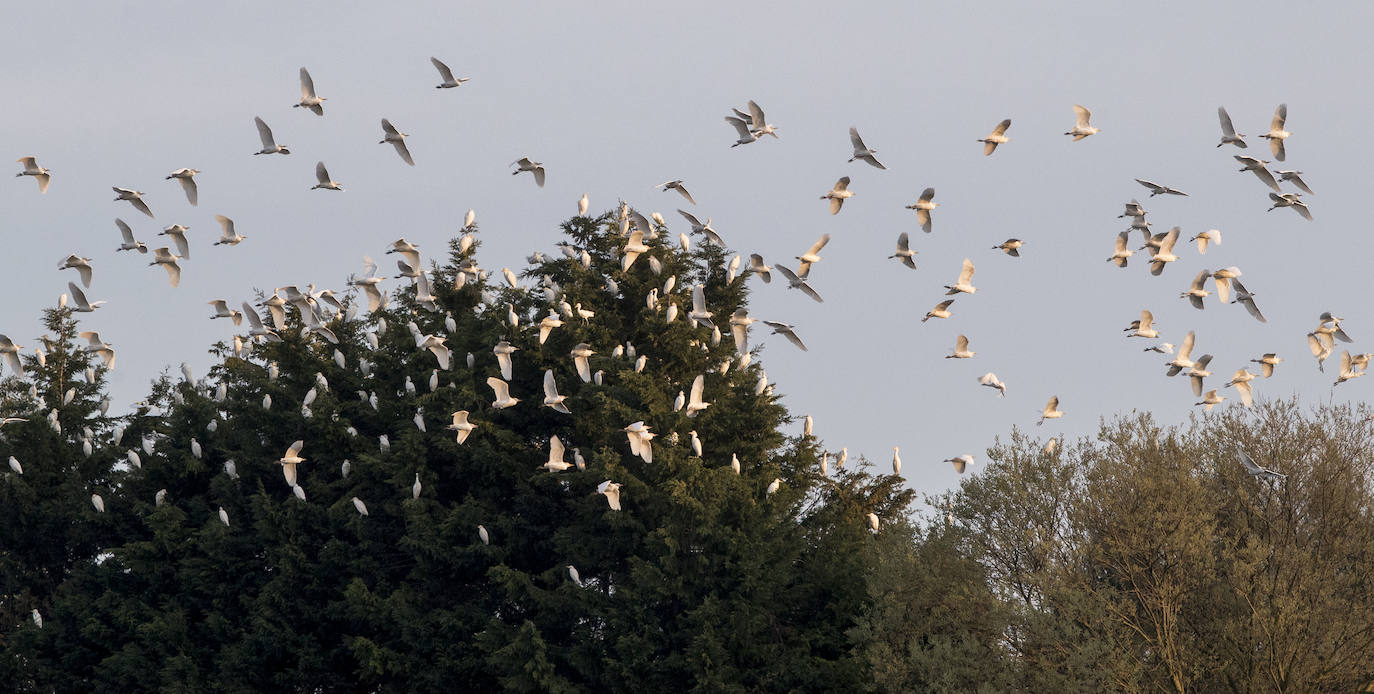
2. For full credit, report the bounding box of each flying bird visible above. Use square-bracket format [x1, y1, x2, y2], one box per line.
[1250, 353, 1282, 378]
[597, 480, 622, 511]
[774, 264, 823, 303]
[1259, 103, 1290, 161]
[979, 372, 1006, 397]
[1216, 106, 1247, 148]
[212, 215, 246, 246]
[1275, 170, 1313, 194]
[165, 168, 200, 205]
[447, 410, 476, 444]
[943, 258, 976, 295]
[992, 239, 1022, 257]
[1038, 396, 1063, 426]
[1064, 104, 1099, 140]
[148, 247, 182, 287]
[762, 321, 808, 352]
[379, 119, 414, 165]
[820, 176, 853, 214]
[1235, 155, 1280, 192]
[543, 370, 571, 414]
[946, 334, 974, 359]
[686, 374, 710, 417]
[429, 56, 469, 88]
[923, 299, 955, 323]
[1190, 229, 1220, 254]
[1230, 278, 1266, 322]
[848, 127, 886, 169]
[889, 232, 917, 268]
[294, 67, 326, 115]
[487, 377, 520, 409]
[657, 180, 697, 205]
[113, 187, 154, 218]
[748, 254, 772, 283]
[1238, 449, 1286, 481]
[1267, 192, 1312, 220]
[905, 188, 939, 232]
[278, 440, 306, 487]
[1107, 231, 1133, 267]
[1135, 179, 1189, 197]
[16, 156, 50, 193]
[946, 454, 975, 474]
[58, 255, 94, 288]
[977, 119, 1012, 155]
[253, 116, 290, 155]
[1181, 269, 1212, 309]
[311, 162, 343, 191]
[511, 157, 546, 187]
[114, 218, 147, 253]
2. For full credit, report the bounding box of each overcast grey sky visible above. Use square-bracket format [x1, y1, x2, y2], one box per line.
[6, 1, 1374, 500]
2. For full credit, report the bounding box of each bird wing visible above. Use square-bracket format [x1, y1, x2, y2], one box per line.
[487, 377, 510, 401]
[956, 258, 975, 285]
[992, 118, 1011, 136]
[917, 208, 931, 232]
[213, 215, 235, 240]
[178, 177, 198, 206]
[391, 140, 414, 166]
[833, 176, 851, 192]
[774, 263, 800, 283]
[533, 167, 546, 187]
[955, 334, 968, 352]
[692, 284, 708, 314]
[544, 369, 559, 399]
[1236, 381, 1253, 407]
[1178, 331, 1195, 360]
[747, 100, 767, 129]
[431, 57, 456, 82]
[689, 374, 705, 405]
[1271, 103, 1287, 130]
[1158, 227, 1180, 254]
[674, 184, 696, 205]
[161, 259, 181, 287]
[255, 117, 276, 148]
[1218, 107, 1236, 136]
[896, 232, 910, 252]
[1140, 310, 1154, 330]
[1073, 104, 1092, 127]
[1252, 166, 1280, 192]
[678, 208, 702, 228]
[829, 197, 843, 215]
[1288, 174, 1314, 195]
[286, 440, 304, 458]
[805, 234, 831, 257]
[428, 342, 451, 370]
[1238, 449, 1262, 473]
[381, 118, 400, 136]
[848, 127, 866, 151]
[725, 116, 754, 139]
[130, 196, 154, 218]
[983, 141, 998, 156]
[316, 161, 333, 184]
[549, 435, 565, 463]
[797, 281, 824, 303]
[1135, 178, 1162, 193]
[920, 187, 935, 203]
[1270, 137, 1285, 162]
[299, 67, 316, 99]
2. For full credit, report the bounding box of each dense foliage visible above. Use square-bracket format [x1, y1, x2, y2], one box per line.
[3, 214, 1372, 692]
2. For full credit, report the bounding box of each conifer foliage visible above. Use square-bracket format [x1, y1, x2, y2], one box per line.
[2, 213, 910, 691]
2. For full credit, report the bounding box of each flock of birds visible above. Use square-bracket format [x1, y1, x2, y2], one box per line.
[4, 56, 1341, 616]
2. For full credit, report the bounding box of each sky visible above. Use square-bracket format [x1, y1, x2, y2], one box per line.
[5, 1, 1374, 502]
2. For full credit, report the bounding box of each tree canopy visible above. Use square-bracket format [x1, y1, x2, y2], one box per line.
[3, 213, 1373, 692]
